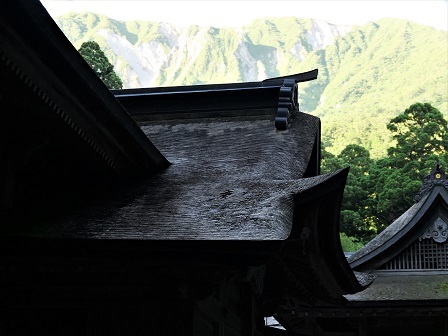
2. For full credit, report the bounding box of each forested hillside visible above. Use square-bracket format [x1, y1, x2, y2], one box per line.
[322, 102, 447, 246]
[55, 13, 447, 158]
[308, 19, 447, 157]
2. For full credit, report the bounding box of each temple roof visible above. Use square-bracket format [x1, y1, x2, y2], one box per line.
[1, 0, 169, 174]
[0, 0, 169, 215]
[0, 0, 372, 314]
[349, 164, 448, 271]
[3, 111, 321, 240]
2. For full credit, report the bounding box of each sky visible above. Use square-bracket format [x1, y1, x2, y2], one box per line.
[40, 0, 448, 31]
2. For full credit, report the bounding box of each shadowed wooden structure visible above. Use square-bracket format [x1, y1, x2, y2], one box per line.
[273, 165, 448, 335]
[0, 1, 375, 336]
[0, 0, 169, 217]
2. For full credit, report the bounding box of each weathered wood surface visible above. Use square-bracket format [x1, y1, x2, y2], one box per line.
[11, 112, 321, 240]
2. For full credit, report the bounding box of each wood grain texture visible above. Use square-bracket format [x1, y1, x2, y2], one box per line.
[31, 112, 327, 240]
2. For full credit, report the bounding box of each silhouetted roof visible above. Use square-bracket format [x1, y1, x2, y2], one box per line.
[0, 0, 169, 215]
[0, 0, 371, 313]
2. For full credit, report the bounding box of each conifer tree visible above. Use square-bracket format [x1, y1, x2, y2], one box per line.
[322, 103, 447, 242]
[374, 103, 448, 226]
[78, 41, 123, 89]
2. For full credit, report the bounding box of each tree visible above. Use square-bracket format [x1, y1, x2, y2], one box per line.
[322, 103, 447, 242]
[322, 144, 377, 242]
[78, 41, 123, 89]
[387, 102, 447, 165]
[337, 145, 377, 241]
[321, 147, 344, 173]
[374, 103, 448, 225]
[339, 233, 364, 252]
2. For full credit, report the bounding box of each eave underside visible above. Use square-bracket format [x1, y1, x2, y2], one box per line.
[0, 0, 169, 216]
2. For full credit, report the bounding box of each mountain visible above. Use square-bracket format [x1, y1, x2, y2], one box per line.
[55, 13, 448, 158]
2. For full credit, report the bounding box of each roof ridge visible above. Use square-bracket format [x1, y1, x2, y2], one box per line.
[414, 161, 448, 202]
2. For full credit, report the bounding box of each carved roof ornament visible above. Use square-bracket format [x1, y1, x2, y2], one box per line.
[414, 161, 448, 202]
[419, 217, 448, 243]
[274, 79, 297, 130]
[264, 69, 318, 130]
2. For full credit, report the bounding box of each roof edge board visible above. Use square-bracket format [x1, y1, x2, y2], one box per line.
[111, 69, 319, 95]
[1, 0, 169, 175]
[113, 70, 318, 129]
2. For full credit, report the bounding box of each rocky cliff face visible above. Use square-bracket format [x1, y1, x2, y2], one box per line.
[97, 24, 174, 88]
[55, 13, 448, 158]
[56, 13, 352, 88]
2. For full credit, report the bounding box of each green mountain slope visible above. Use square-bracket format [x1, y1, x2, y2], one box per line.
[55, 13, 448, 158]
[311, 19, 448, 157]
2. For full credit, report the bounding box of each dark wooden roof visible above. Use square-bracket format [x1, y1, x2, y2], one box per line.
[4, 112, 320, 239]
[112, 69, 318, 130]
[0, 0, 169, 216]
[349, 164, 448, 271]
[0, 0, 372, 320]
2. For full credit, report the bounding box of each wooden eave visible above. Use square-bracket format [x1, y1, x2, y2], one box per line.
[0, 0, 169, 176]
[264, 169, 373, 309]
[298, 168, 373, 298]
[0, 170, 370, 309]
[112, 70, 318, 129]
[1, 0, 171, 216]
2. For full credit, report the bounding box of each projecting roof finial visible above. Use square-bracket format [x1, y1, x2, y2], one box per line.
[414, 161, 447, 202]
